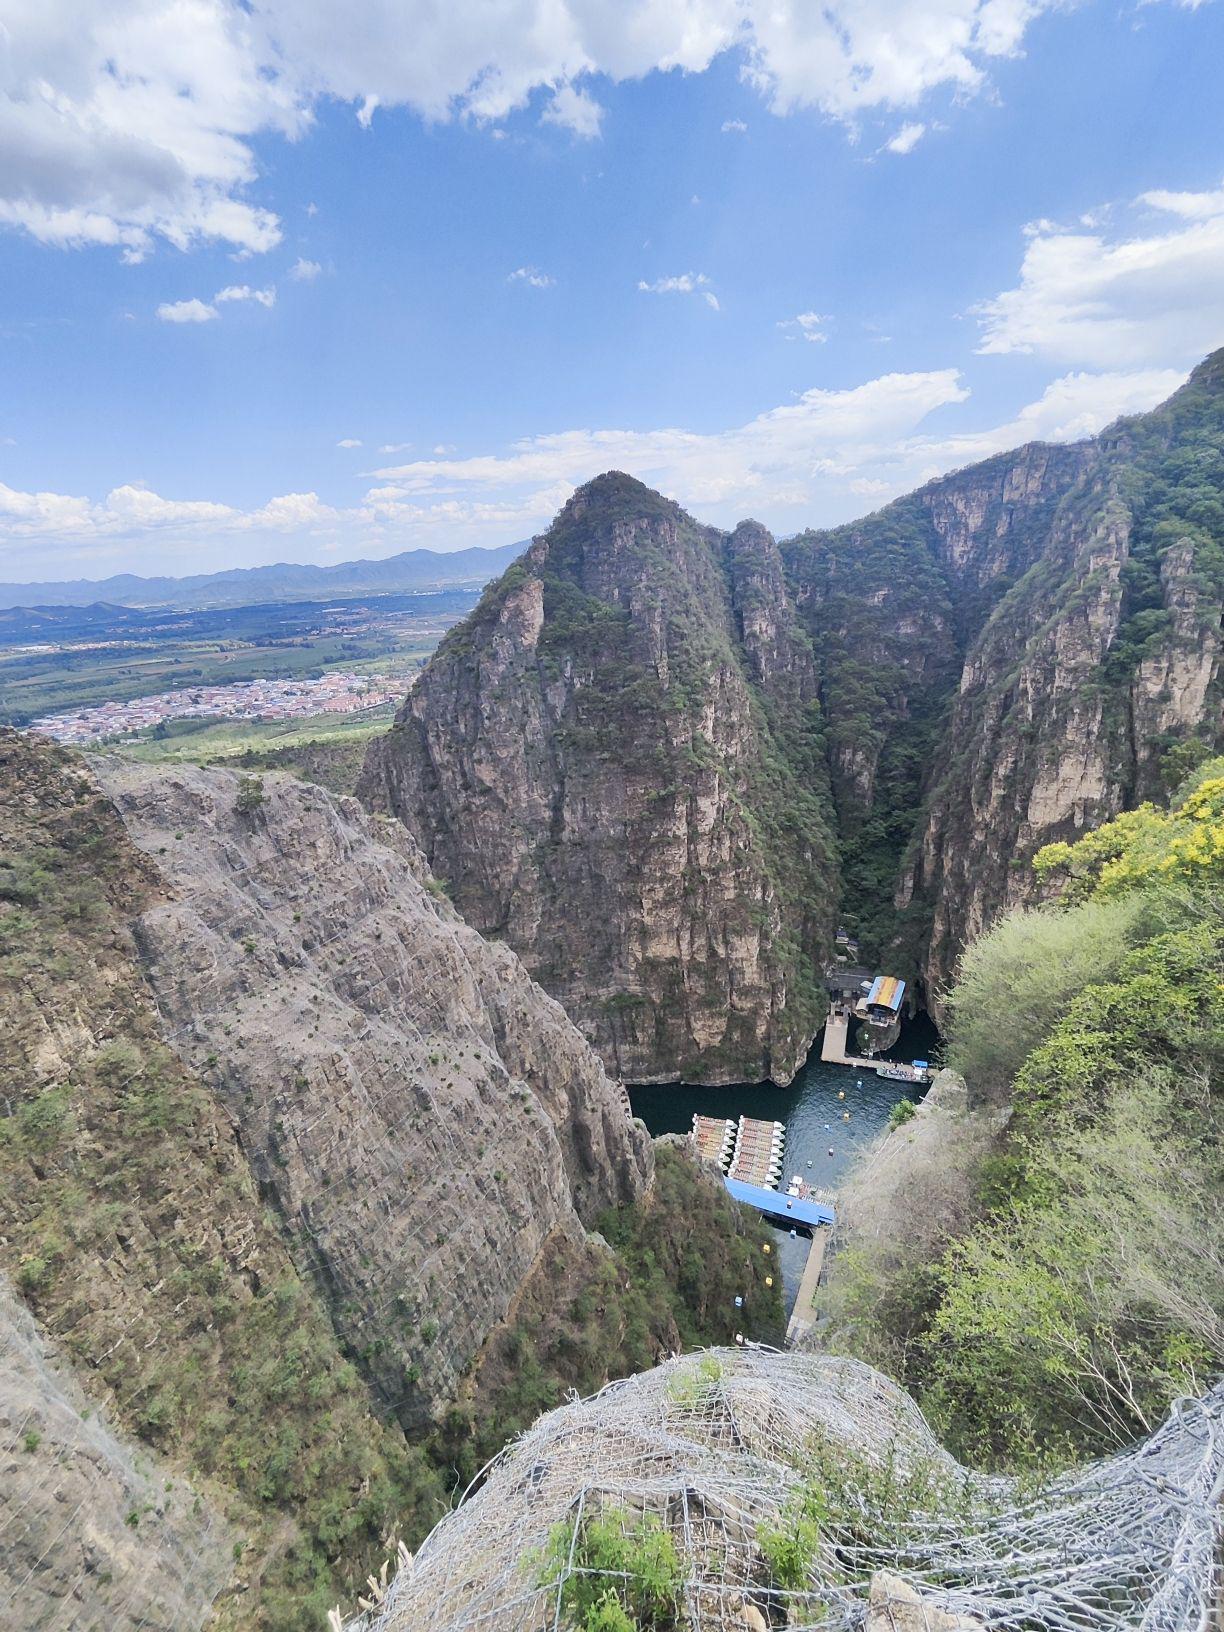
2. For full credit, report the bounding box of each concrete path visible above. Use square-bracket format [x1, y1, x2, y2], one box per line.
[785, 1225, 828, 1346]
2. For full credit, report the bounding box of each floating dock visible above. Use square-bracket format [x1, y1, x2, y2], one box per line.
[691, 1114, 735, 1171]
[727, 1117, 786, 1188]
[820, 1003, 933, 1084]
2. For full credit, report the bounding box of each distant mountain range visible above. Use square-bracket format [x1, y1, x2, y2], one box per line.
[0, 541, 528, 610]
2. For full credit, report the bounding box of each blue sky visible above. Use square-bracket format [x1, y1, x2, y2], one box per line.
[2, 0, 1223, 581]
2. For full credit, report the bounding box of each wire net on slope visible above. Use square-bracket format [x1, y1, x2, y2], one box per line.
[350, 1348, 1224, 1632]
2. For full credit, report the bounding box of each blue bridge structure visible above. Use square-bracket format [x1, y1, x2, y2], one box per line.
[723, 1176, 836, 1229]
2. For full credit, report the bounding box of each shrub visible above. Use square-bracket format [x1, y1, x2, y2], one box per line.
[756, 1494, 822, 1591]
[535, 1507, 683, 1631]
[944, 895, 1151, 1102]
[235, 776, 266, 816]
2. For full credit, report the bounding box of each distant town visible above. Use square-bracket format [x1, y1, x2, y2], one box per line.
[29, 671, 406, 746]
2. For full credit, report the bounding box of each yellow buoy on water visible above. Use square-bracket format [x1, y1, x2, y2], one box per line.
[838, 1090, 845, 1100]
[843, 1111, 850, 1121]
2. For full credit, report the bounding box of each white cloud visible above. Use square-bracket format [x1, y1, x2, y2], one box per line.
[977, 179, 1224, 367]
[917, 368, 1187, 465]
[215, 283, 277, 307]
[5, 0, 1164, 258]
[247, 492, 339, 528]
[508, 266, 556, 287]
[541, 83, 604, 139]
[0, 479, 335, 544]
[638, 272, 719, 309]
[366, 370, 974, 516]
[156, 298, 219, 324]
[1137, 183, 1224, 221]
[721, 118, 748, 133]
[379, 442, 412, 453]
[337, 438, 363, 448]
[0, 1, 296, 257]
[0, 363, 1190, 577]
[289, 257, 322, 279]
[885, 121, 926, 155]
[779, 311, 829, 343]
[362, 364, 1193, 537]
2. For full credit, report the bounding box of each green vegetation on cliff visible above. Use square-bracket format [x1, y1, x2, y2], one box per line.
[823, 764, 1224, 1469]
[430, 1142, 784, 1489]
[0, 733, 448, 1630]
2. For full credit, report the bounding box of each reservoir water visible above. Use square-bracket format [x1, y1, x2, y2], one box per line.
[628, 1013, 940, 1316]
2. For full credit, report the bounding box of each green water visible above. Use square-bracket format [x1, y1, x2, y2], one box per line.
[628, 1013, 940, 1315]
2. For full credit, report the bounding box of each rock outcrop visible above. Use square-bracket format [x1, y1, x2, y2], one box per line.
[96, 759, 652, 1423]
[364, 355, 1224, 1050]
[904, 354, 1224, 1002]
[0, 731, 655, 1627]
[361, 473, 837, 1086]
[0, 1278, 231, 1632]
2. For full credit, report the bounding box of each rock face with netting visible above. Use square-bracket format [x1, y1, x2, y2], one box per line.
[349, 1347, 1223, 1632]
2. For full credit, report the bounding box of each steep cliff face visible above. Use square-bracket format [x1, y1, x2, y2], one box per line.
[0, 730, 654, 1626]
[905, 354, 1224, 1001]
[0, 731, 451, 1626]
[364, 360, 1223, 1048]
[361, 473, 837, 1086]
[96, 759, 652, 1423]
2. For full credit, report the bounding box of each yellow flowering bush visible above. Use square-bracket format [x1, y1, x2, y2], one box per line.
[1033, 765, 1224, 900]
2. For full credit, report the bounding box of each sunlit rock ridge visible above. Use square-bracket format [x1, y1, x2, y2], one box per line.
[363, 349, 1224, 1079]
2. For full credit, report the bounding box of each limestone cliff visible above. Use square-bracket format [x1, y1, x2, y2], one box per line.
[360, 473, 837, 1086]
[0, 729, 652, 1627]
[903, 352, 1224, 1001]
[96, 758, 652, 1423]
[364, 356, 1224, 1042]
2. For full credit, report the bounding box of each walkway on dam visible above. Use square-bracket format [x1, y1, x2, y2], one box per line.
[785, 1225, 828, 1346]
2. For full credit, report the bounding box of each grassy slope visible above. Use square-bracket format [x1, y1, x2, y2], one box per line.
[105, 705, 399, 795]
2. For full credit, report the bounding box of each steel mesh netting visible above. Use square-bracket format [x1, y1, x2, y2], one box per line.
[346, 1348, 1223, 1632]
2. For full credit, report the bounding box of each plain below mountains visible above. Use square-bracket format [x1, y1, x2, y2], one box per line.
[0, 539, 527, 611]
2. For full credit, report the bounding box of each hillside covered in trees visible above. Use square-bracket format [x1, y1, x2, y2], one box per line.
[823, 761, 1224, 1467]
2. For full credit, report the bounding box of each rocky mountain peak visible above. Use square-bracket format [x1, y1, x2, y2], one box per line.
[363, 355, 1223, 1068]
[361, 479, 837, 1086]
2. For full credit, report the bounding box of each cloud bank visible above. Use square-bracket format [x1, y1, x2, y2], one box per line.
[0, 362, 1185, 579]
[2, 0, 1107, 258]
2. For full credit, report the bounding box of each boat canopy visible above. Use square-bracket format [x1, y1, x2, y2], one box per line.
[865, 974, 905, 1013]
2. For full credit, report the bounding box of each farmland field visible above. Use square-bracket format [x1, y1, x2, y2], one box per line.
[0, 590, 473, 728]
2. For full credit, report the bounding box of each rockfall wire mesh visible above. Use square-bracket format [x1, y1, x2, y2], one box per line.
[347, 1347, 1223, 1632]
